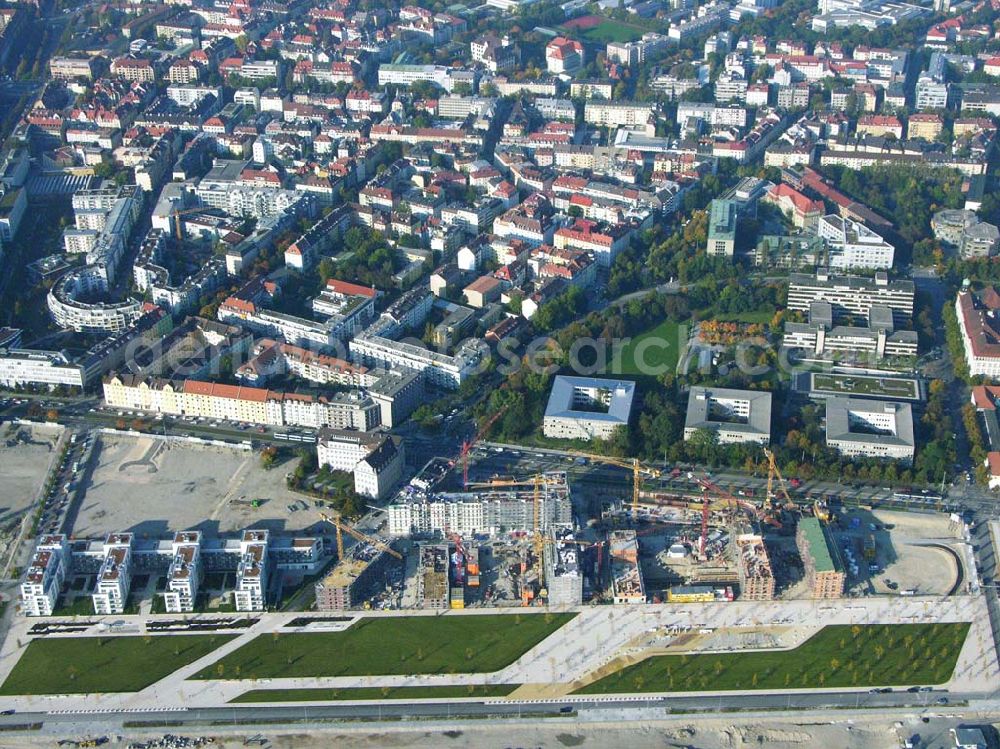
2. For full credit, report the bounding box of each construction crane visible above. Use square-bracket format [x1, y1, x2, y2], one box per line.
[466, 474, 561, 602]
[564, 451, 662, 516]
[171, 206, 208, 240]
[688, 473, 756, 558]
[458, 404, 508, 488]
[319, 511, 402, 561]
[763, 447, 794, 513]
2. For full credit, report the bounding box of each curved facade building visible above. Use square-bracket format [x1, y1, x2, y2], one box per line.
[48, 267, 144, 334]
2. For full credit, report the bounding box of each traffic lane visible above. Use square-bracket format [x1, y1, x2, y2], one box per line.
[1, 690, 979, 729]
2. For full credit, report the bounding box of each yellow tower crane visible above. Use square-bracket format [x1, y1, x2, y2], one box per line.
[763, 447, 794, 513]
[319, 511, 403, 561]
[466, 474, 563, 598]
[564, 451, 662, 516]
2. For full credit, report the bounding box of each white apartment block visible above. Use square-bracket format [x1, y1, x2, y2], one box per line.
[235, 531, 269, 612]
[817, 214, 895, 270]
[20, 535, 70, 617]
[92, 534, 133, 615]
[387, 474, 573, 537]
[583, 101, 656, 128]
[349, 332, 486, 390]
[543, 376, 635, 441]
[163, 532, 201, 613]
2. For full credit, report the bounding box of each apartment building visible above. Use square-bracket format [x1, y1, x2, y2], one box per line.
[92, 533, 133, 615]
[234, 530, 268, 612]
[544, 530, 584, 606]
[314, 547, 395, 611]
[20, 535, 70, 617]
[545, 37, 583, 74]
[349, 332, 485, 390]
[583, 101, 655, 128]
[932, 209, 999, 259]
[609, 530, 645, 605]
[387, 473, 573, 536]
[733, 532, 775, 601]
[553, 218, 631, 267]
[163, 532, 201, 613]
[50, 56, 99, 80]
[103, 373, 380, 431]
[796, 517, 845, 599]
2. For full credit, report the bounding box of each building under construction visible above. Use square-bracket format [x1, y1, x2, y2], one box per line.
[731, 529, 775, 601]
[387, 471, 573, 537]
[797, 517, 846, 599]
[544, 530, 584, 606]
[417, 543, 450, 609]
[610, 530, 645, 604]
[314, 543, 395, 611]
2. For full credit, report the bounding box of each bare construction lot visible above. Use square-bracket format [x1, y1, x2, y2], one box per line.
[0, 423, 61, 529]
[70, 433, 318, 537]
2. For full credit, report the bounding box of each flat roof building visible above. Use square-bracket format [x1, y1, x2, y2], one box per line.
[825, 397, 915, 462]
[684, 387, 772, 445]
[543, 375, 635, 442]
[707, 199, 737, 258]
[796, 517, 845, 599]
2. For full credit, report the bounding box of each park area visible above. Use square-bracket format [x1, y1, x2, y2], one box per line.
[615, 318, 682, 376]
[576, 623, 969, 694]
[0, 634, 236, 695]
[231, 684, 519, 703]
[560, 15, 645, 43]
[193, 613, 575, 680]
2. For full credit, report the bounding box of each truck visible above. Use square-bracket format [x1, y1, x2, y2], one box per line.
[864, 533, 876, 560]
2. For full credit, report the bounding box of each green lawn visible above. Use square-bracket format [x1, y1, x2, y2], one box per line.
[576, 623, 969, 695]
[616, 318, 681, 376]
[565, 19, 645, 43]
[193, 613, 575, 680]
[711, 310, 774, 324]
[231, 684, 519, 703]
[0, 635, 236, 695]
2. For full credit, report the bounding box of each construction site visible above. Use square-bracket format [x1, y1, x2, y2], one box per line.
[270, 401, 972, 612]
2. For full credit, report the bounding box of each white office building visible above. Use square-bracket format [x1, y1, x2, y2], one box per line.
[684, 387, 772, 445]
[543, 376, 636, 441]
[825, 398, 914, 462]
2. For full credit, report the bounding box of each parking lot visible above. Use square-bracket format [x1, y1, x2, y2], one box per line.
[69, 433, 324, 537]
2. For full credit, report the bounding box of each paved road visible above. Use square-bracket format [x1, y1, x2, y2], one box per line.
[0, 688, 982, 732]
